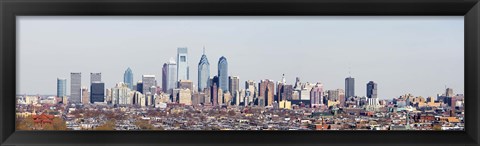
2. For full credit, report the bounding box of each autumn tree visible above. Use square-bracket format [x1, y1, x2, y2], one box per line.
[94, 119, 116, 130]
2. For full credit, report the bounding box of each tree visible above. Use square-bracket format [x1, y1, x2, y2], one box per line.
[135, 119, 158, 130]
[16, 116, 34, 130]
[94, 119, 116, 130]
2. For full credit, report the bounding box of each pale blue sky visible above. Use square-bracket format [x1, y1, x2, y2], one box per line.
[17, 16, 464, 99]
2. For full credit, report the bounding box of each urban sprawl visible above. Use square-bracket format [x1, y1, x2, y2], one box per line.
[16, 48, 464, 131]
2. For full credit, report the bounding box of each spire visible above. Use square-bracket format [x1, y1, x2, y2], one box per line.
[281, 74, 286, 84]
[203, 46, 206, 55]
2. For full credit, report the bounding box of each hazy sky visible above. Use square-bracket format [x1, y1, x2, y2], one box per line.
[17, 16, 464, 99]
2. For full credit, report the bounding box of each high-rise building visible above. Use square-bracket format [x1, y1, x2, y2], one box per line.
[211, 76, 219, 106]
[259, 79, 275, 106]
[90, 73, 102, 84]
[310, 82, 324, 108]
[81, 87, 89, 105]
[218, 56, 229, 93]
[245, 80, 257, 104]
[446, 88, 454, 97]
[165, 58, 177, 94]
[57, 78, 67, 98]
[90, 82, 105, 103]
[345, 77, 355, 98]
[106, 88, 112, 104]
[198, 48, 210, 92]
[229, 76, 240, 97]
[178, 80, 194, 91]
[124, 67, 134, 90]
[327, 90, 339, 101]
[136, 80, 143, 93]
[162, 63, 168, 93]
[142, 75, 156, 95]
[366, 81, 378, 98]
[177, 47, 189, 81]
[338, 89, 345, 107]
[70, 72, 81, 104]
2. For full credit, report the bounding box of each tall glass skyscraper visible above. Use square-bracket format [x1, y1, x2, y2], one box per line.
[366, 81, 378, 98]
[162, 63, 168, 93]
[57, 78, 67, 97]
[345, 77, 355, 98]
[177, 47, 189, 81]
[167, 58, 177, 94]
[70, 72, 81, 104]
[198, 48, 210, 92]
[124, 67, 134, 89]
[90, 82, 105, 103]
[218, 56, 229, 93]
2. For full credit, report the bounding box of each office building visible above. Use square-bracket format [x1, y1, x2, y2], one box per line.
[198, 48, 210, 91]
[81, 87, 89, 105]
[142, 75, 156, 95]
[178, 88, 192, 105]
[345, 77, 355, 98]
[165, 58, 177, 94]
[218, 56, 229, 93]
[310, 82, 324, 108]
[229, 76, 240, 97]
[90, 72, 101, 83]
[136, 80, 143, 94]
[70, 72, 81, 104]
[211, 76, 219, 106]
[245, 80, 257, 104]
[90, 82, 105, 103]
[178, 80, 194, 91]
[366, 81, 378, 98]
[259, 79, 275, 106]
[177, 47, 189, 81]
[57, 78, 67, 98]
[124, 67, 134, 90]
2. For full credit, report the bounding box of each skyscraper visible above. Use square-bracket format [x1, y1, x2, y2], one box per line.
[136, 80, 143, 93]
[166, 58, 177, 94]
[218, 56, 229, 93]
[259, 79, 275, 106]
[245, 80, 257, 104]
[162, 63, 168, 93]
[81, 87, 89, 104]
[211, 76, 219, 106]
[124, 67, 134, 90]
[345, 77, 355, 98]
[90, 73, 101, 84]
[177, 47, 189, 81]
[198, 48, 210, 92]
[310, 82, 324, 108]
[366, 81, 378, 98]
[57, 78, 67, 98]
[229, 76, 239, 97]
[70, 72, 81, 104]
[142, 75, 156, 95]
[90, 82, 105, 103]
[178, 80, 194, 91]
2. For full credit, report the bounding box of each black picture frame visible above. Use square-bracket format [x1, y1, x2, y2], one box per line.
[1, 0, 479, 146]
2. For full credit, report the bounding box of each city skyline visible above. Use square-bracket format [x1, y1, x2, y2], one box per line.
[17, 16, 464, 99]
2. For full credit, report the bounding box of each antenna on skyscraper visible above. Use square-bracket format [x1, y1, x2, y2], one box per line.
[348, 66, 352, 77]
[203, 46, 205, 55]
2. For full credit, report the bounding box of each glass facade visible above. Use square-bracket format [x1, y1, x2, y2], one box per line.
[57, 78, 67, 97]
[218, 56, 229, 93]
[198, 52, 210, 92]
[124, 67, 134, 90]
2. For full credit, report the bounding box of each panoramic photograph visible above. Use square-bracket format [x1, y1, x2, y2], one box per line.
[15, 16, 464, 131]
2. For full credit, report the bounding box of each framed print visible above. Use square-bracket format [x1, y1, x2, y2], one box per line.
[1, 0, 479, 145]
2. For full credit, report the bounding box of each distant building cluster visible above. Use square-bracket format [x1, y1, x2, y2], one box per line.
[16, 47, 464, 131]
